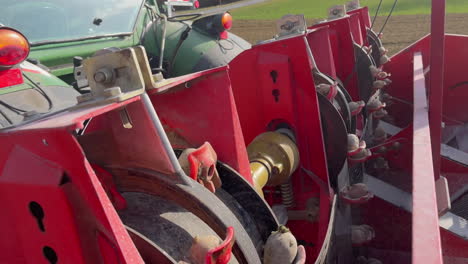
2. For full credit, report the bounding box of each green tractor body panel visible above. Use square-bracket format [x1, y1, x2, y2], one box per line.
[0, 62, 79, 128]
[29, 36, 139, 84]
[0, 62, 70, 96]
[3, 0, 250, 84]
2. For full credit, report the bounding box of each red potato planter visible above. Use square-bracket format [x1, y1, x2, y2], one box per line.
[0, 1, 467, 263]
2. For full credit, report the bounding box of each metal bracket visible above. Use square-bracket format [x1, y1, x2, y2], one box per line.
[76, 47, 146, 106]
[164, 0, 198, 17]
[345, 0, 360, 11]
[436, 176, 451, 215]
[275, 14, 307, 38]
[328, 5, 346, 20]
[75, 46, 175, 108]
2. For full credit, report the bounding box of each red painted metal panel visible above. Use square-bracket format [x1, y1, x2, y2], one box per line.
[0, 128, 143, 263]
[383, 35, 431, 128]
[306, 27, 337, 78]
[441, 157, 468, 197]
[429, 0, 446, 179]
[441, 229, 468, 260]
[347, 7, 372, 43]
[228, 34, 332, 260]
[349, 13, 364, 46]
[149, 68, 252, 181]
[0, 68, 23, 88]
[81, 100, 179, 175]
[309, 18, 360, 100]
[439, 35, 468, 124]
[412, 52, 443, 264]
[361, 197, 412, 257]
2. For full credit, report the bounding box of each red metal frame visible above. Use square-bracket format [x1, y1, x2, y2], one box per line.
[429, 0, 446, 179]
[228, 34, 332, 259]
[2, 3, 468, 264]
[0, 99, 145, 264]
[309, 17, 360, 100]
[412, 52, 443, 263]
[148, 67, 253, 183]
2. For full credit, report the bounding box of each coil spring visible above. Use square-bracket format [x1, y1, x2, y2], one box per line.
[280, 181, 295, 208]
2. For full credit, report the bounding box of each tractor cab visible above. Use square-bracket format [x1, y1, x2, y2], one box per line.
[0, 0, 250, 84]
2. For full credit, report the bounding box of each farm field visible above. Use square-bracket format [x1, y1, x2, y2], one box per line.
[231, 14, 468, 54]
[229, 1, 468, 55]
[230, 0, 468, 20]
[228, 0, 468, 54]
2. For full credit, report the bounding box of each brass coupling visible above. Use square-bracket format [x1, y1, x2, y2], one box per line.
[247, 130, 300, 197]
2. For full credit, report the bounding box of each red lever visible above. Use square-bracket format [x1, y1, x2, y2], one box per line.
[186, 142, 222, 192]
[206, 227, 235, 264]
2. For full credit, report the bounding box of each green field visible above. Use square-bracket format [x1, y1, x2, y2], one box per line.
[231, 0, 468, 20]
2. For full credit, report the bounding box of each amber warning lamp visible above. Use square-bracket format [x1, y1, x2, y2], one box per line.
[0, 28, 30, 89]
[192, 12, 233, 40]
[0, 28, 30, 67]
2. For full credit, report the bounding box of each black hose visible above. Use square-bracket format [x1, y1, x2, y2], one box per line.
[0, 100, 26, 114]
[23, 74, 53, 111]
[0, 109, 13, 125]
[168, 25, 192, 76]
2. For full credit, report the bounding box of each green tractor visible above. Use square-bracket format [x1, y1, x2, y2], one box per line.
[0, 0, 250, 85]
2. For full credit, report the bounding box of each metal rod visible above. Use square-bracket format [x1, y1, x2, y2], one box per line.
[429, 0, 446, 179]
[140, 92, 187, 181]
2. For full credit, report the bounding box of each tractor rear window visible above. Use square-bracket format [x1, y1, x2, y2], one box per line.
[0, 0, 144, 43]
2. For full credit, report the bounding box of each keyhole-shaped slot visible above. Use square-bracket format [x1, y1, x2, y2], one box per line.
[43, 246, 58, 264]
[29, 201, 45, 232]
[272, 89, 280, 102]
[270, 70, 278, 83]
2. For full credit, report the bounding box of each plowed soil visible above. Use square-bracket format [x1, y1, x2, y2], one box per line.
[231, 14, 468, 54]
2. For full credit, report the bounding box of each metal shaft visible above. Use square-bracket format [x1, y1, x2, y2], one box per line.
[141, 92, 187, 181]
[247, 131, 300, 197]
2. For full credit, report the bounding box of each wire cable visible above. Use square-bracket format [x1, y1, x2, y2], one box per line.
[168, 24, 192, 76]
[371, 0, 384, 29]
[22, 74, 54, 111]
[377, 0, 398, 37]
[167, 13, 201, 22]
[0, 100, 26, 114]
[0, 109, 13, 125]
[0, 73, 54, 119]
